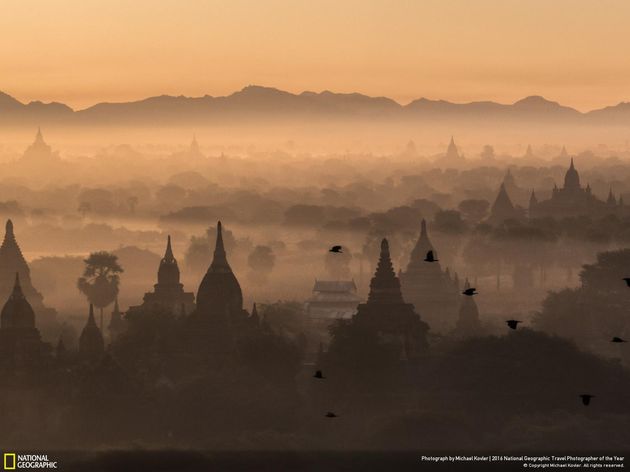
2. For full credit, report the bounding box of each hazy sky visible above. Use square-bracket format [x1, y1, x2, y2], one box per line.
[2, 0, 630, 111]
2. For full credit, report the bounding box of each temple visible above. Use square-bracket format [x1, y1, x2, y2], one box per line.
[21, 128, 60, 164]
[79, 304, 105, 362]
[108, 299, 126, 342]
[436, 136, 465, 167]
[529, 159, 624, 219]
[195, 222, 247, 320]
[399, 219, 460, 334]
[305, 280, 361, 344]
[129, 236, 195, 316]
[487, 183, 524, 224]
[0, 274, 51, 372]
[0, 220, 57, 337]
[452, 279, 483, 339]
[353, 238, 429, 359]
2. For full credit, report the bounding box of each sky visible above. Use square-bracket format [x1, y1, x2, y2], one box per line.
[2, 0, 630, 111]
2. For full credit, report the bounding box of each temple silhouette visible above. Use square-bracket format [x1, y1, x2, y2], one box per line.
[128, 235, 195, 316]
[0, 220, 58, 338]
[399, 219, 460, 334]
[353, 238, 429, 359]
[21, 128, 61, 164]
[0, 274, 51, 372]
[529, 158, 625, 219]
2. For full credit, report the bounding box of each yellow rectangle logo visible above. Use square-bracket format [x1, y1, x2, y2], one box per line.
[3, 453, 15, 470]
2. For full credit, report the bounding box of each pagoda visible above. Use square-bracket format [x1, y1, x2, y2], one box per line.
[79, 304, 105, 362]
[128, 235, 195, 316]
[399, 219, 460, 334]
[0, 274, 51, 372]
[0, 220, 57, 336]
[353, 238, 429, 359]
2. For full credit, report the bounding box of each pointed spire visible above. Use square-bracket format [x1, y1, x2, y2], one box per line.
[164, 235, 174, 262]
[367, 238, 405, 304]
[11, 272, 23, 299]
[35, 127, 44, 144]
[5, 219, 14, 239]
[112, 297, 121, 315]
[210, 221, 229, 269]
[464, 277, 471, 290]
[87, 303, 97, 326]
[529, 189, 538, 206]
[250, 302, 259, 323]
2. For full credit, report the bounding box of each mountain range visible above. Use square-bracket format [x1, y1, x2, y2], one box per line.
[1, 85, 630, 125]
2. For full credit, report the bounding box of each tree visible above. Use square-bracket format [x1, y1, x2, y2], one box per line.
[247, 245, 276, 284]
[458, 199, 490, 224]
[78, 251, 124, 331]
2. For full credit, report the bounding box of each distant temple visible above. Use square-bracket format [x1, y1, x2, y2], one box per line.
[128, 236, 195, 316]
[529, 159, 624, 219]
[21, 128, 60, 164]
[0, 220, 57, 336]
[108, 299, 126, 342]
[79, 304, 105, 362]
[172, 134, 204, 159]
[487, 183, 524, 224]
[436, 136, 465, 167]
[0, 274, 51, 372]
[452, 279, 483, 339]
[353, 239, 429, 359]
[305, 280, 360, 319]
[399, 219, 460, 334]
[195, 222, 247, 320]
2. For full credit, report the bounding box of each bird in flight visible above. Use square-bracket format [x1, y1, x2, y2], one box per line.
[325, 412, 338, 418]
[329, 245, 343, 253]
[462, 287, 478, 296]
[623, 278, 630, 287]
[424, 250, 438, 262]
[611, 337, 627, 343]
[506, 320, 522, 330]
[579, 394, 594, 406]
[313, 370, 326, 379]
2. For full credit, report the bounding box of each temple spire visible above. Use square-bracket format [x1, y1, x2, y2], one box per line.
[211, 221, 229, 269]
[87, 303, 96, 326]
[164, 235, 174, 262]
[11, 272, 23, 299]
[367, 239, 405, 304]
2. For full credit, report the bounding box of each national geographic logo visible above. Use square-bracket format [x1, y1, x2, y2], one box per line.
[3, 454, 57, 469]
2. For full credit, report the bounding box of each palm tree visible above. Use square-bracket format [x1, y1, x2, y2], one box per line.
[78, 251, 124, 330]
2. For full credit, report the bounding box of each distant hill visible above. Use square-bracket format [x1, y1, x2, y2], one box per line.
[1, 85, 630, 126]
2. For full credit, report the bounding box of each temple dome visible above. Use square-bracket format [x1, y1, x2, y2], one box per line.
[196, 221, 243, 316]
[157, 235, 180, 286]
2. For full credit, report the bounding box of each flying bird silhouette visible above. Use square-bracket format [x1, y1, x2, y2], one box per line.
[462, 287, 478, 296]
[611, 337, 627, 343]
[424, 250, 438, 262]
[506, 320, 522, 330]
[313, 370, 326, 379]
[325, 412, 338, 418]
[329, 246, 343, 253]
[579, 394, 594, 406]
[623, 278, 630, 287]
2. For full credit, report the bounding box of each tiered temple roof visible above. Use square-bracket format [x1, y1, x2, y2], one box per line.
[399, 220, 460, 333]
[354, 239, 429, 359]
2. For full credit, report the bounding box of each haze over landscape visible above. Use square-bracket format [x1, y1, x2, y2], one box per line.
[2, 1, 630, 470]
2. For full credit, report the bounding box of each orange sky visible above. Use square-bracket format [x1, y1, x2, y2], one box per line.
[2, 0, 630, 111]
